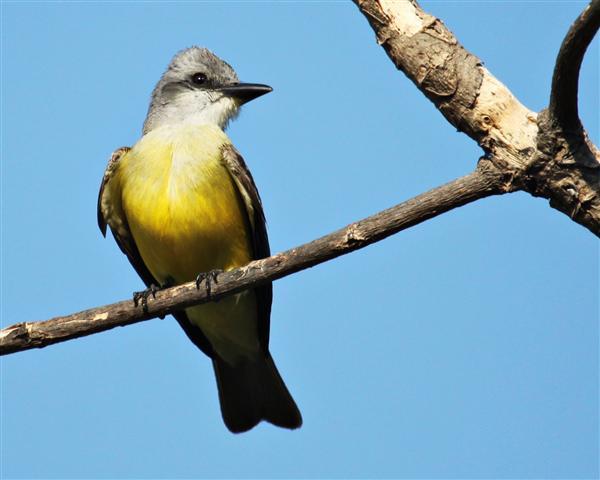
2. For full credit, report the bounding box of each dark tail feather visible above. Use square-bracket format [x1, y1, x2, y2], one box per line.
[212, 352, 302, 433]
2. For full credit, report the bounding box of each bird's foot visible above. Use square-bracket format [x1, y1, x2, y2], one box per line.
[133, 283, 160, 313]
[195, 269, 223, 300]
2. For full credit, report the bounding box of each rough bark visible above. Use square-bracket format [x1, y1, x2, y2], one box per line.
[1, 162, 505, 355]
[534, 0, 600, 229]
[354, 0, 600, 234]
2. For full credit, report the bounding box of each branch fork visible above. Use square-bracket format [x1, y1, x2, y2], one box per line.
[1, 0, 598, 354]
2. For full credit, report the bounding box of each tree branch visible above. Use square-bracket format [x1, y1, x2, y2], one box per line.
[0, 161, 506, 355]
[532, 0, 600, 234]
[353, 0, 538, 169]
[549, 0, 600, 131]
[353, 0, 600, 235]
[3, 2, 599, 356]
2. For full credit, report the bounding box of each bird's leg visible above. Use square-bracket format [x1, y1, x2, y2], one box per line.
[133, 283, 160, 313]
[195, 269, 223, 300]
[132, 277, 175, 315]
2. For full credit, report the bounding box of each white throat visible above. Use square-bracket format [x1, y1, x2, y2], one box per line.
[144, 92, 240, 134]
[185, 96, 240, 129]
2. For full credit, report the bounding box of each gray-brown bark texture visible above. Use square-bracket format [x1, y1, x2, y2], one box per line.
[1, 0, 598, 354]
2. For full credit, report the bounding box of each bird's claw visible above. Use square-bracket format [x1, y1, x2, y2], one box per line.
[133, 283, 160, 313]
[195, 269, 222, 300]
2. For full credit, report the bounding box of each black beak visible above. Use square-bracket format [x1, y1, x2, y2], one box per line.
[219, 83, 272, 103]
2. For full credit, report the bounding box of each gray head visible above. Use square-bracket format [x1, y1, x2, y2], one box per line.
[143, 47, 271, 134]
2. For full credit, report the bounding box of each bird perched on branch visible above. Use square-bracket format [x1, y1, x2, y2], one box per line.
[98, 47, 301, 433]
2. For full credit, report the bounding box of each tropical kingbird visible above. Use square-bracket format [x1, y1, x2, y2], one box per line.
[97, 47, 301, 433]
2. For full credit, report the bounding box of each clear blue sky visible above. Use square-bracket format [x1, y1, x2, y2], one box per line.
[1, 1, 598, 478]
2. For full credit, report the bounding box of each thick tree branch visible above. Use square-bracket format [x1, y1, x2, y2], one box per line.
[531, 0, 600, 234]
[549, 0, 600, 131]
[0, 161, 507, 355]
[353, 0, 538, 169]
[353, 0, 600, 235]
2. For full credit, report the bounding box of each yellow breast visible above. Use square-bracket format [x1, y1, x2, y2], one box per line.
[117, 123, 253, 285]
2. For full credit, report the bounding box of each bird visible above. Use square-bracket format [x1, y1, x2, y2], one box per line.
[97, 47, 302, 433]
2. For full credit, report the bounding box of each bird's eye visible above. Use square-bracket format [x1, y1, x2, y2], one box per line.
[191, 72, 208, 85]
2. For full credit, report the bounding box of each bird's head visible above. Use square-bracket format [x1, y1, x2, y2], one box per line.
[143, 47, 272, 134]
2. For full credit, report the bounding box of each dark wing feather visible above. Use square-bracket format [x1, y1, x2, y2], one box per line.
[97, 146, 215, 357]
[98, 147, 156, 288]
[221, 144, 273, 349]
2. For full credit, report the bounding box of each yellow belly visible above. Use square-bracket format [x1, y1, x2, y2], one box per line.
[120, 124, 251, 283]
[117, 123, 259, 361]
